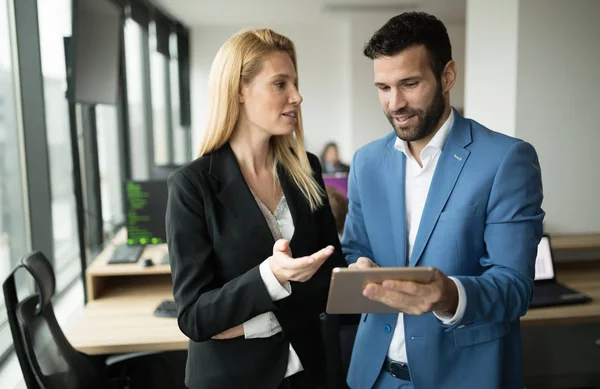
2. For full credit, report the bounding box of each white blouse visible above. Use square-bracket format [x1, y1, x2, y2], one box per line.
[243, 194, 303, 378]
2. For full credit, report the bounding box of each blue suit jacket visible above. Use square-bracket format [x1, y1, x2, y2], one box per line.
[342, 110, 544, 389]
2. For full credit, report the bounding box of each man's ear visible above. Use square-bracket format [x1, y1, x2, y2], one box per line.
[441, 60, 457, 93]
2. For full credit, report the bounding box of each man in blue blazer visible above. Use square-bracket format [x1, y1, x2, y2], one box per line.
[342, 12, 544, 389]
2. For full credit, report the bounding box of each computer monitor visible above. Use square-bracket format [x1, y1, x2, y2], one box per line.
[125, 180, 168, 245]
[72, 0, 121, 104]
[534, 236, 555, 281]
[150, 164, 181, 180]
[323, 173, 348, 198]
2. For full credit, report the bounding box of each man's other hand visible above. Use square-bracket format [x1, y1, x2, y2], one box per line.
[349, 257, 378, 269]
[362, 267, 458, 316]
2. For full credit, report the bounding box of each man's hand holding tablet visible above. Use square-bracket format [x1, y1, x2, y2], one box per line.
[326, 257, 458, 315]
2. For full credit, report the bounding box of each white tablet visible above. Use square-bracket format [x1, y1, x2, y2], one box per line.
[326, 267, 436, 314]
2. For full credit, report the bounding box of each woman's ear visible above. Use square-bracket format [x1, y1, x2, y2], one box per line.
[239, 84, 246, 104]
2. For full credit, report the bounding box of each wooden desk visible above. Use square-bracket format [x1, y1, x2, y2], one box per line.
[551, 233, 600, 252]
[67, 279, 187, 355]
[522, 263, 600, 326]
[85, 229, 170, 301]
[67, 230, 187, 355]
[68, 232, 600, 355]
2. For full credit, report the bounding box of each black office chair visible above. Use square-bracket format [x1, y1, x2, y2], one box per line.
[320, 312, 361, 389]
[2, 251, 175, 389]
[3, 251, 113, 388]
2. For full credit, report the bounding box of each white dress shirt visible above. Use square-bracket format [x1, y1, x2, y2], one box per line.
[387, 109, 467, 362]
[243, 194, 303, 378]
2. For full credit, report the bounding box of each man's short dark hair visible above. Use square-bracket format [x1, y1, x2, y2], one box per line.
[363, 12, 452, 80]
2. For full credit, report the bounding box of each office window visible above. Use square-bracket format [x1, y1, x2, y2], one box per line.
[149, 21, 170, 167]
[170, 32, 191, 164]
[150, 48, 170, 166]
[125, 19, 150, 180]
[0, 0, 30, 357]
[38, 0, 81, 292]
[96, 105, 124, 237]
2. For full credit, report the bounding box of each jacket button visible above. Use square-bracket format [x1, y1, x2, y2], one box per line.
[384, 324, 392, 333]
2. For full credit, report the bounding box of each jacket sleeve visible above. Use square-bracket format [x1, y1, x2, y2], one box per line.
[453, 141, 544, 326]
[341, 152, 375, 264]
[166, 171, 277, 342]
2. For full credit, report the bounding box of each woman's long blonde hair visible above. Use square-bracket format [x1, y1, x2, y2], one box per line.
[198, 28, 323, 211]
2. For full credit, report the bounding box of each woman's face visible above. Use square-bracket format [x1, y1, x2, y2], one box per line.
[324, 146, 339, 163]
[239, 51, 303, 137]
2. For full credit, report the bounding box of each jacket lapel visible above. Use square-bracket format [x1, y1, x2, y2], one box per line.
[384, 137, 408, 267]
[409, 110, 472, 267]
[210, 143, 275, 251]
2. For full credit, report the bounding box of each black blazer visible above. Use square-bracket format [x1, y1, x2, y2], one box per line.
[166, 143, 346, 389]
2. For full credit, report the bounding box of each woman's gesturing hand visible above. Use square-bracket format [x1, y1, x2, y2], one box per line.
[269, 239, 334, 285]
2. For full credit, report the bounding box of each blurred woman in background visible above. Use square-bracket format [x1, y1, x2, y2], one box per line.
[320, 142, 350, 174]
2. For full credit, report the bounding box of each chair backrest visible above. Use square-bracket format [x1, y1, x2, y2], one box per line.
[3, 261, 40, 389]
[2, 251, 106, 389]
[320, 312, 361, 389]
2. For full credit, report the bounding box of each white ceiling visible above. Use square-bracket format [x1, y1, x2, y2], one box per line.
[149, 0, 466, 27]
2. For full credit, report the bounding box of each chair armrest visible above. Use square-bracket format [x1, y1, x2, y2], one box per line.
[105, 351, 161, 367]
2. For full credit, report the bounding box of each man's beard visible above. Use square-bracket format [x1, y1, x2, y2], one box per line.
[386, 86, 446, 142]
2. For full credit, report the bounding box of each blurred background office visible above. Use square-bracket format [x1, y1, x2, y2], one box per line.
[1, 1, 599, 389]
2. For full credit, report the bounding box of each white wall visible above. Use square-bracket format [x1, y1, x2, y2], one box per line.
[464, 0, 519, 135]
[190, 19, 466, 162]
[447, 24, 466, 111]
[515, 0, 600, 233]
[346, 15, 391, 156]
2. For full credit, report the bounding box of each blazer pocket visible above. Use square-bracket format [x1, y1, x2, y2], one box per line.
[453, 321, 510, 347]
[438, 204, 478, 222]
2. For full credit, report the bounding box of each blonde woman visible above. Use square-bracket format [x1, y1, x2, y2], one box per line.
[166, 29, 344, 389]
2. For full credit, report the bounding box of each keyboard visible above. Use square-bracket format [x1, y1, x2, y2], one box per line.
[160, 254, 170, 265]
[154, 300, 177, 318]
[530, 282, 591, 308]
[107, 244, 143, 264]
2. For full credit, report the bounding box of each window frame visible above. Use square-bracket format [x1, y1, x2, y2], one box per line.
[0, 0, 192, 366]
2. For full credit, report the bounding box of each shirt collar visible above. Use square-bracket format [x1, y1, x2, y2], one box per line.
[394, 108, 455, 159]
